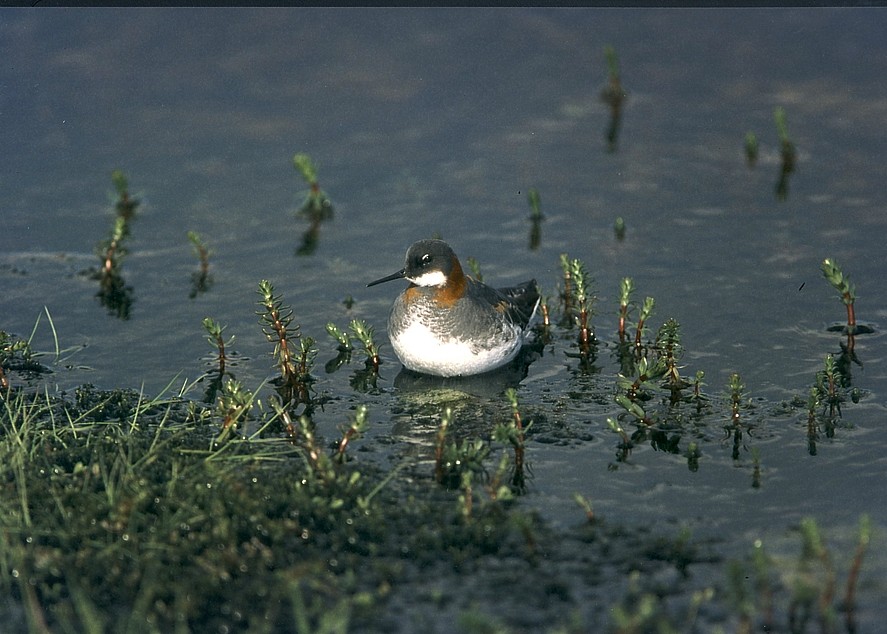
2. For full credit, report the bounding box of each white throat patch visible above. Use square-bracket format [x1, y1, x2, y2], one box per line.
[408, 270, 447, 287]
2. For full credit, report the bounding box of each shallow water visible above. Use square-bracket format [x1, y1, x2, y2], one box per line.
[3, 7, 887, 630]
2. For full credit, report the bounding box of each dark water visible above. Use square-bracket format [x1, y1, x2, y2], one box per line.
[3, 8, 887, 629]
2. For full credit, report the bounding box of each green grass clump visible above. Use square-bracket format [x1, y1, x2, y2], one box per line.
[0, 383, 393, 632]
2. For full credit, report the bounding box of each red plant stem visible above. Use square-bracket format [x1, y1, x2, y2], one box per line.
[215, 337, 226, 377]
[102, 240, 119, 276]
[844, 527, 869, 634]
[337, 427, 356, 458]
[578, 310, 590, 352]
[635, 317, 645, 347]
[844, 298, 856, 328]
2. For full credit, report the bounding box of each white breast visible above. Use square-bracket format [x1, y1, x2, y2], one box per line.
[390, 320, 523, 377]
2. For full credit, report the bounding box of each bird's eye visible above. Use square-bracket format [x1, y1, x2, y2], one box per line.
[420, 253, 432, 267]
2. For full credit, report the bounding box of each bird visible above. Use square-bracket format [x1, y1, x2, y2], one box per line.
[367, 239, 539, 377]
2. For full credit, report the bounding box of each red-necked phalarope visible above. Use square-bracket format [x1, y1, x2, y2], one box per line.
[367, 239, 539, 377]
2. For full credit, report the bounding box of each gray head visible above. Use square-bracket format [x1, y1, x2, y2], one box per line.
[367, 239, 461, 288]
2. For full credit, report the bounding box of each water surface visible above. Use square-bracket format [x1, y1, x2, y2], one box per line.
[2, 7, 886, 630]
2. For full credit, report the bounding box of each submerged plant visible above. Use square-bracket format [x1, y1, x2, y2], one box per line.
[111, 169, 139, 221]
[293, 153, 333, 219]
[293, 153, 334, 256]
[744, 131, 759, 168]
[774, 107, 796, 201]
[600, 45, 627, 152]
[187, 230, 213, 298]
[614, 215, 626, 241]
[726, 373, 747, 461]
[92, 170, 140, 319]
[607, 416, 633, 461]
[527, 188, 543, 250]
[805, 386, 821, 456]
[434, 406, 454, 485]
[573, 493, 596, 524]
[94, 215, 134, 319]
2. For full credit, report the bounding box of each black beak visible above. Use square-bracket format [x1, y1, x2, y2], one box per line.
[367, 268, 407, 287]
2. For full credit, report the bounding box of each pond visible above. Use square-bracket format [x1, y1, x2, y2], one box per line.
[1, 7, 886, 632]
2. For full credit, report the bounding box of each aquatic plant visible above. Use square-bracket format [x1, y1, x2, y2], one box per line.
[570, 257, 595, 359]
[613, 215, 626, 241]
[324, 322, 353, 373]
[573, 493, 596, 524]
[94, 216, 134, 319]
[560, 255, 596, 363]
[606, 416, 633, 462]
[816, 353, 844, 420]
[336, 404, 369, 463]
[526, 188, 543, 250]
[92, 170, 140, 319]
[293, 153, 334, 256]
[751, 447, 762, 489]
[0, 331, 33, 391]
[820, 258, 857, 334]
[465, 256, 483, 282]
[600, 45, 627, 152]
[726, 373, 747, 461]
[558, 253, 574, 325]
[617, 277, 634, 343]
[685, 441, 701, 473]
[538, 293, 551, 328]
[774, 107, 796, 201]
[610, 570, 712, 633]
[655, 317, 685, 400]
[496, 387, 529, 490]
[202, 317, 232, 379]
[214, 378, 254, 444]
[323, 319, 380, 390]
[293, 153, 333, 218]
[187, 230, 212, 298]
[805, 386, 822, 456]
[349, 318, 381, 372]
[111, 169, 139, 221]
[256, 279, 315, 406]
[635, 296, 655, 349]
[744, 131, 759, 167]
[844, 514, 872, 633]
[326, 321, 353, 353]
[434, 406, 454, 485]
